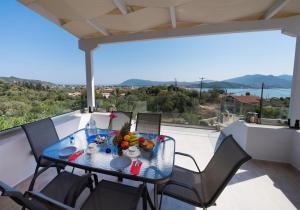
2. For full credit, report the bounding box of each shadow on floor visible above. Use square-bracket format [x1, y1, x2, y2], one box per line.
[228, 160, 300, 209]
[211, 132, 300, 209]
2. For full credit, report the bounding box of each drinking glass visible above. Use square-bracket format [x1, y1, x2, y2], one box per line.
[111, 145, 119, 159]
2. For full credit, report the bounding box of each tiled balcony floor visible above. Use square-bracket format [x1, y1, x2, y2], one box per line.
[1, 126, 300, 210]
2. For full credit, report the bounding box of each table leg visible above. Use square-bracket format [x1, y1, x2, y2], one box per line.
[154, 184, 158, 210]
[145, 185, 155, 210]
[143, 182, 147, 210]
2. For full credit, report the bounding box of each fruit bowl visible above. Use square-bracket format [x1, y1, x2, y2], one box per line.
[112, 123, 139, 155]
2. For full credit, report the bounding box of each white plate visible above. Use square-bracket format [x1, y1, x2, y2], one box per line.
[59, 146, 77, 158]
[123, 149, 141, 158]
[110, 156, 132, 170]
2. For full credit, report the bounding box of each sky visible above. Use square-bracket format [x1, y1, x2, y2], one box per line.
[0, 1, 297, 85]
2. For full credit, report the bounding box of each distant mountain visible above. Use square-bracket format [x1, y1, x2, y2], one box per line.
[203, 81, 251, 89]
[120, 74, 292, 89]
[223, 74, 291, 88]
[120, 79, 168, 86]
[120, 79, 203, 87]
[0, 76, 54, 86]
[277, 74, 292, 81]
[187, 81, 251, 89]
[120, 79, 250, 88]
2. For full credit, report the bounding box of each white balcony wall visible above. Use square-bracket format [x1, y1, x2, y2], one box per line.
[0, 111, 91, 187]
[223, 121, 300, 170]
[291, 131, 300, 170]
[0, 128, 35, 187]
[53, 112, 91, 138]
[222, 120, 248, 149]
[246, 124, 292, 163]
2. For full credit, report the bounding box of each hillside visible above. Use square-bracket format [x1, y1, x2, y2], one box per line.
[277, 74, 292, 81]
[120, 79, 168, 86]
[120, 79, 256, 89]
[120, 75, 292, 88]
[223, 74, 291, 88]
[120, 79, 202, 87]
[0, 76, 54, 86]
[203, 81, 251, 88]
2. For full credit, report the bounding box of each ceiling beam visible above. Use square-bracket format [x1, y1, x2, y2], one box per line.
[113, 0, 128, 15]
[79, 15, 300, 48]
[86, 20, 110, 36]
[170, 6, 176, 28]
[263, 0, 290, 20]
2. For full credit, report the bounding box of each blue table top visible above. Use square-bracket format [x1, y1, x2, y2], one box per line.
[42, 128, 175, 183]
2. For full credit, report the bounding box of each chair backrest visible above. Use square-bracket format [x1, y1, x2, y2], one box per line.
[90, 112, 110, 129]
[135, 113, 161, 135]
[109, 111, 132, 130]
[201, 135, 251, 206]
[22, 118, 59, 163]
[0, 181, 48, 210]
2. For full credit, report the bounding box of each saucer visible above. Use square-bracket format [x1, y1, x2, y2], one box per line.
[123, 148, 141, 158]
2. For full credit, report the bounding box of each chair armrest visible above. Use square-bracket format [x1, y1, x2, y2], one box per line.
[37, 162, 56, 176]
[160, 180, 203, 205]
[0, 181, 16, 195]
[26, 191, 75, 210]
[64, 173, 98, 207]
[37, 155, 60, 174]
[0, 181, 26, 202]
[175, 152, 201, 173]
[37, 156, 65, 176]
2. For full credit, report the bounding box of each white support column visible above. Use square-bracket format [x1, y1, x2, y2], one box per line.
[79, 40, 99, 112]
[85, 49, 95, 110]
[288, 36, 300, 128]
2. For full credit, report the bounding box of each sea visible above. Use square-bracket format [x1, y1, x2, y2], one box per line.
[195, 88, 291, 98]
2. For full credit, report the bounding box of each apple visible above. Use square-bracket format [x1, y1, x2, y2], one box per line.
[138, 137, 145, 143]
[121, 141, 129, 150]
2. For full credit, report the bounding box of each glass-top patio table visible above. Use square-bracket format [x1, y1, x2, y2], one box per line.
[42, 128, 175, 210]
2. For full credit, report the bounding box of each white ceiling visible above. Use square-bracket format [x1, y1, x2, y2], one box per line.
[18, 0, 300, 39]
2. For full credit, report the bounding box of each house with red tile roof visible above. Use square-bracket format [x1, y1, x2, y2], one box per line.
[224, 95, 261, 114]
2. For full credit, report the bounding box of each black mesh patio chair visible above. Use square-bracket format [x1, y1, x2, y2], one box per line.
[0, 172, 97, 210]
[22, 118, 67, 191]
[2, 180, 146, 210]
[79, 180, 145, 210]
[0, 181, 49, 210]
[109, 111, 132, 130]
[157, 135, 251, 210]
[136, 113, 161, 135]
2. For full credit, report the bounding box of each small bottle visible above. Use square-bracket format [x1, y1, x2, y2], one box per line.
[70, 134, 75, 144]
[89, 119, 97, 135]
[85, 122, 90, 137]
[85, 122, 90, 130]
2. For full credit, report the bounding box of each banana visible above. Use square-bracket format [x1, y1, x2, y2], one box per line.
[129, 137, 138, 142]
[129, 140, 138, 146]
